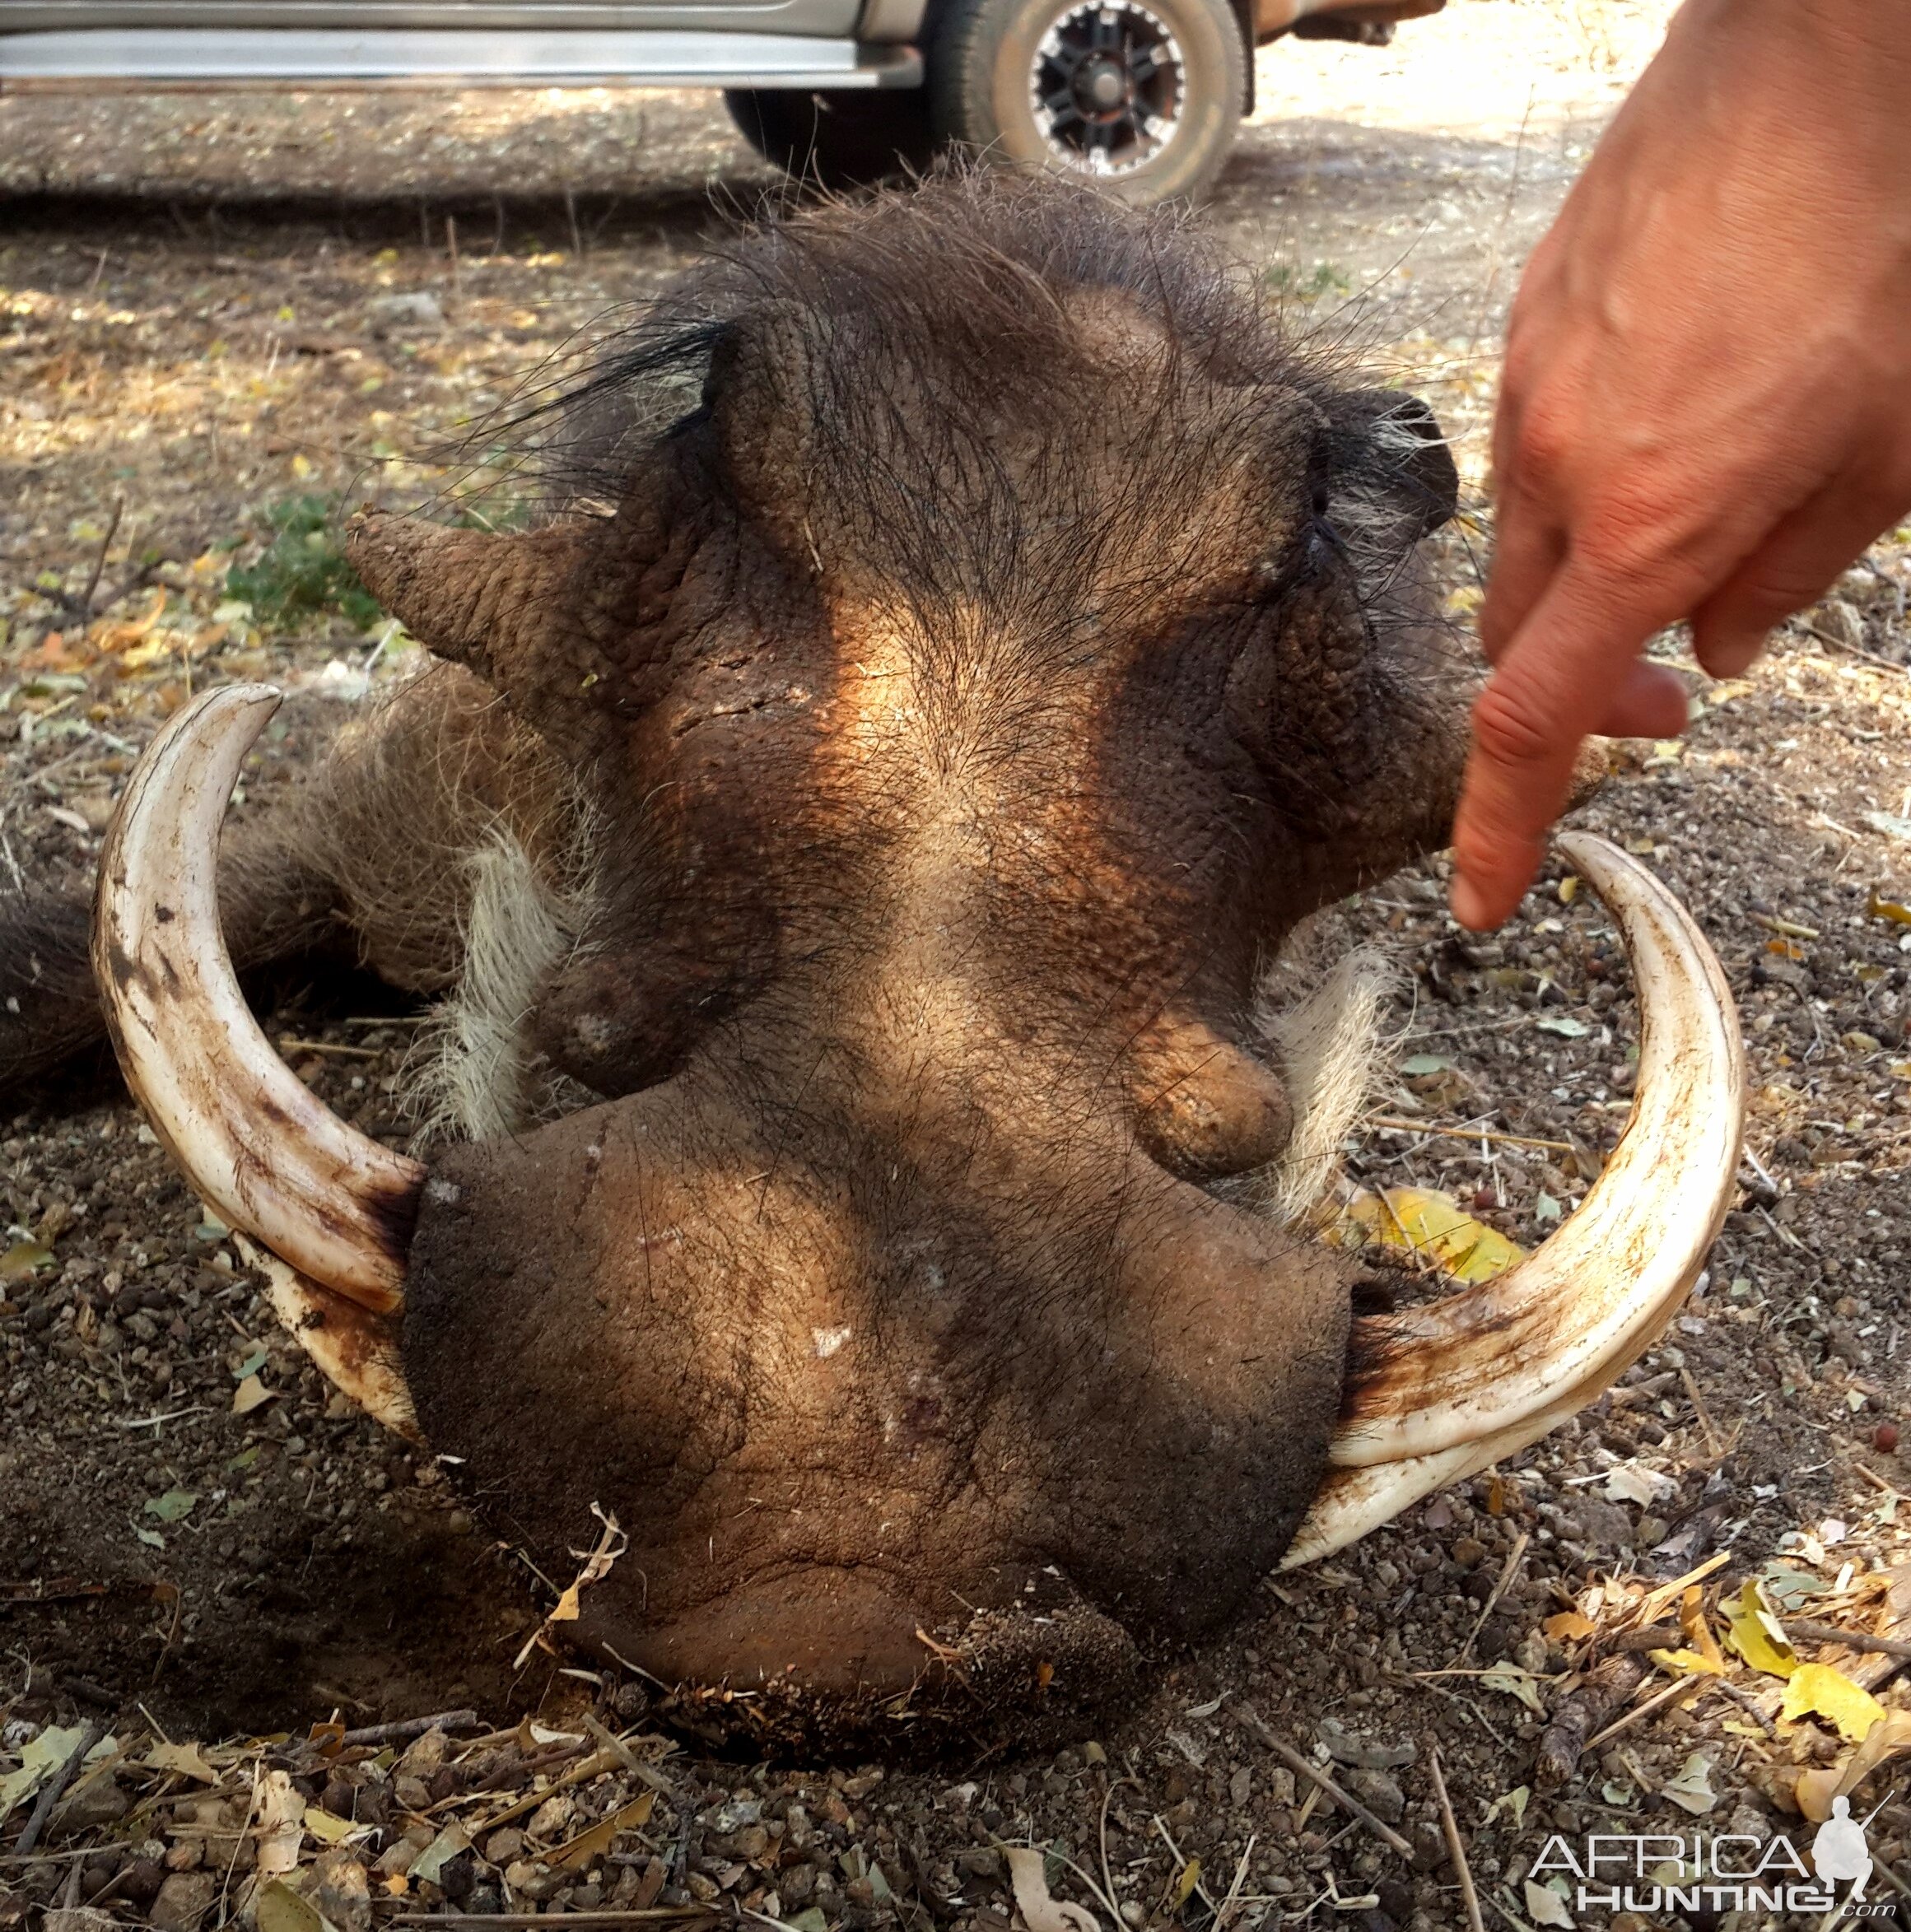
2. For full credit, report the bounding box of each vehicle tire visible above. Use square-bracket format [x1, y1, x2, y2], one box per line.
[925, 0, 1243, 203]
[725, 88, 942, 187]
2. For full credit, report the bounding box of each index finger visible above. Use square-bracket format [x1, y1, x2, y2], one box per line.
[1450, 560, 1674, 929]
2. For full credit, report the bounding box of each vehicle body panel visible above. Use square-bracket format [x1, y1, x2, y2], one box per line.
[0, 0, 1436, 81]
[0, 25, 927, 82]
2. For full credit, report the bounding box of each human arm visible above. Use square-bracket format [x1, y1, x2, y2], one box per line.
[1450, 0, 1911, 929]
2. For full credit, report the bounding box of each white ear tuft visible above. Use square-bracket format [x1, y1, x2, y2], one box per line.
[411, 817, 599, 1142]
[1256, 946, 1396, 1225]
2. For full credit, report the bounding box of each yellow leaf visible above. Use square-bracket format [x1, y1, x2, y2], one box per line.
[1722, 1581, 1797, 1678]
[1680, 1584, 1726, 1671]
[146, 1741, 219, 1784]
[1172, 1860, 1203, 1910]
[1650, 1648, 1726, 1678]
[1543, 1611, 1596, 1643]
[255, 1879, 327, 1932]
[1334, 1186, 1526, 1283]
[1780, 1663, 1887, 1743]
[548, 1581, 582, 1624]
[302, 1808, 357, 1845]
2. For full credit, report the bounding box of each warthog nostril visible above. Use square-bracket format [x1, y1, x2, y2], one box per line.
[1130, 1017, 1291, 1180]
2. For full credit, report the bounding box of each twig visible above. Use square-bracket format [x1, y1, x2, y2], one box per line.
[1787, 1620, 1911, 1663]
[78, 499, 124, 619]
[1583, 1674, 1709, 1752]
[1796, 617, 1910, 676]
[1679, 1367, 1722, 1457]
[1481, 1894, 1539, 1932]
[340, 1708, 479, 1748]
[1426, 1744, 1483, 1932]
[1226, 1703, 1413, 1859]
[1451, 1532, 1530, 1666]
[391, 1916, 718, 1927]
[1098, 1773, 1135, 1922]
[1153, 1814, 1220, 1916]
[1713, 1677, 1776, 1732]
[278, 1038, 381, 1059]
[1361, 1116, 1577, 1154]
[468, 1748, 621, 1836]
[12, 1721, 103, 1855]
[1854, 1462, 1909, 1501]
[1388, 1670, 1511, 1748]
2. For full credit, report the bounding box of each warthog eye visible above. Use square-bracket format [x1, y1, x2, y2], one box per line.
[1253, 513, 1346, 603]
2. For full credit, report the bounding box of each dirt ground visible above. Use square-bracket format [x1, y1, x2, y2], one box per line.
[2, 5, 1908, 1929]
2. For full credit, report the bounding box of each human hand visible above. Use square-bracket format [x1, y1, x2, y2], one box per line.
[1451, 0, 1911, 929]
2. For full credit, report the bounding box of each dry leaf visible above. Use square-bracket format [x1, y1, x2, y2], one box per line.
[552, 1791, 655, 1871]
[1660, 1753, 1718, 1816]
[1483, 1787, 1530, 1829]
[302, 1809, 359, 1846]
[254, 1768, 307, 1877]
[146, 1741, 219, 1784]
[1679, 1585, 1726, 1671]
[408, 1825, 471, 1887]
[1332, 1185, 1526, 1283]
[233, 1373, 274, 1415]
[1650, 1648, 1726, 1678]
[1796, 1710, 1911, 1821]
[1722, 1581, 1797, 1678]
[1523, 1878, 1574, 1929]
[257, 1880, 333, 1932]
[1779, 1662, 1887, 1743]
[1005, 1847, 1101, 1932]
[1543, 1611, 1596, 1644]
[1480, 1664, 1547, 1715]
[1604, 1462, 1672, 1507]
[0, 1726, 87, 1821]
[0, 1241, 54, 1285]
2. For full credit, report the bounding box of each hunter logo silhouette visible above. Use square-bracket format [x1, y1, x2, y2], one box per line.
[1811, 1797, 1874, 1902]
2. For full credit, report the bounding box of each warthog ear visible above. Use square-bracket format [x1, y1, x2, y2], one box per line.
[345, 514, 615, 759]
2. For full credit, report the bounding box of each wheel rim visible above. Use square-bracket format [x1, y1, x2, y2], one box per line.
[1028, 0, 1186, 178]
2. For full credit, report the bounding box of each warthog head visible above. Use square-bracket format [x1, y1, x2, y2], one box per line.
[91, 174, 1742, 1749]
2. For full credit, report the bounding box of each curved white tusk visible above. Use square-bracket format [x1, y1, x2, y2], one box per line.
[93, 683, 425, 1314]
[1327, 831, 1743, 1469]
[235, 1234, 420, 1441]
[1284, 1338, 1638, 1567]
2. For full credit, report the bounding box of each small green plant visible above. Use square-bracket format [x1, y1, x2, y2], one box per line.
[226, 494, 381, 631]
[1265, 260, 1354, 303]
